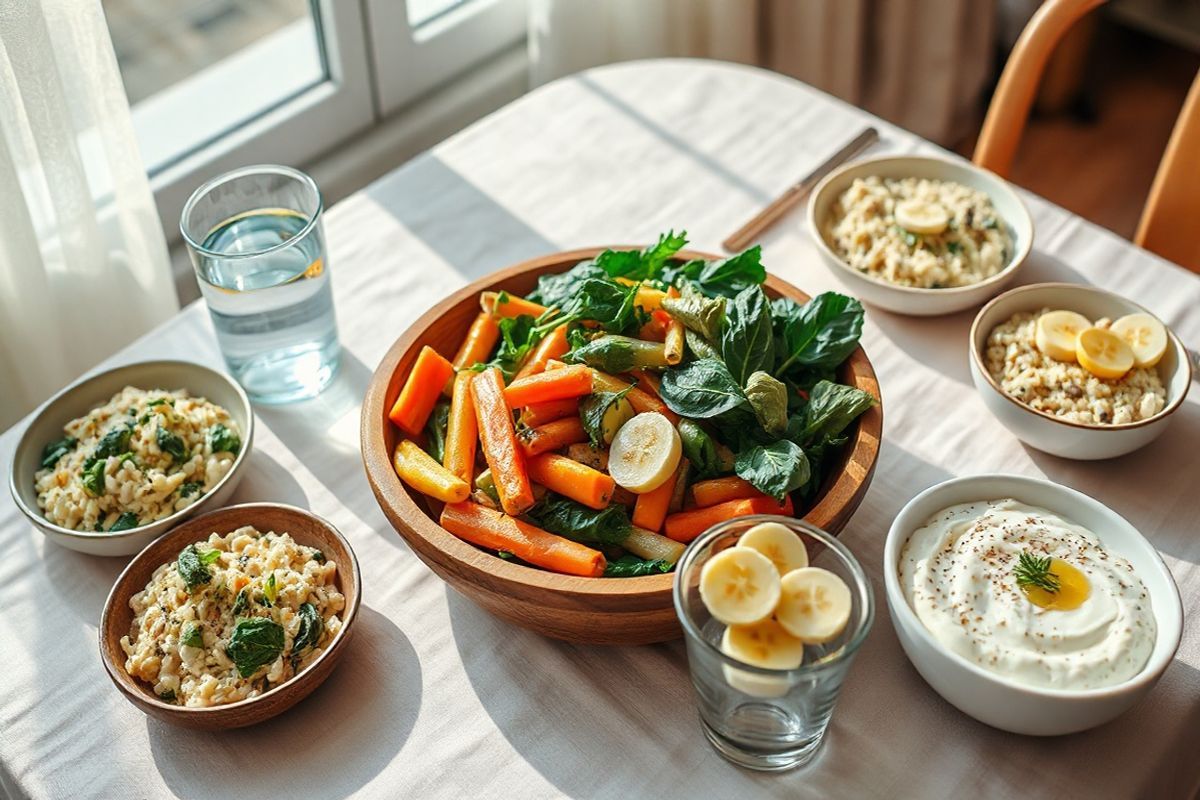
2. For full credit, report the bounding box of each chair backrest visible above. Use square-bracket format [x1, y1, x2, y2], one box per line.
[974, 0, 1200, 273]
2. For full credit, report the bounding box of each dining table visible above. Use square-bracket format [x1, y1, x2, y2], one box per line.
[2, 58, 1198, 800]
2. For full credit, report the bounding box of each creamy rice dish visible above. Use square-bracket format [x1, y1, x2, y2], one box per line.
[121, 527, 343, 706]
[986, 310, 1166, 425]
[825, 176, 1013, 289]
[35, 387, 241, 532]
[900, 499, 1155, 690]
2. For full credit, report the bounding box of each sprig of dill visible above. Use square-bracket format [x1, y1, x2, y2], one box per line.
[1015, 551, 1060, 594]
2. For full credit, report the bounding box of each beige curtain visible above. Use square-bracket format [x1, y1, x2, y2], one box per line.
[529, 0, 997, 147]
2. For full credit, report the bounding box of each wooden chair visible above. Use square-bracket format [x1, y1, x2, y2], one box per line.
[974, 0, 1200, 272]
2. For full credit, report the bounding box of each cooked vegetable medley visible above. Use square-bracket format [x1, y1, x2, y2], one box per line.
[388, 232, 876, 577]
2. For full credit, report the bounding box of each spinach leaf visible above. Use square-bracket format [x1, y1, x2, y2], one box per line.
[231, 587, 251, 616]
[683, 328, 721, 361]
[226, 617, 285, 678]
[157, 427, 188, 462]
[147, 397, 173, 408]
[559, 278, 640, 333]
[694, 246, 767, 298]
[604, 554, 672, 578]
[291, 602, 324, 667]
[526, 260, 607, 308]
[794, 434, 849, 500]
[661, 282, 725, 341]
[578, 387, 632, 447]
[176, 544, 221, 591]
[659, 359, 746, 418]
[181, 622, 204, 649]
[179, 481, 202, 498]
[594, 230, 688, 282]
[40, 436, 77, 469]
[310, 549, 325, 564]
[81, 460, 106, 496]
[744, 372, 789, 436]
[720, 285, 775, 386]
[262, 573, 278, 606]
[735, 439, 810, 501]
[424, 400, 451, 463]
[773, 292, 864, 376]
[793, 380, 876, 445]
[158, 689, 176, 702]
[526, 496, 632, 547]
[94, 425, 133, 460]
[678, 419, 718, 477]
[108, 512, 139, 532]
[207, 423, 241, 455]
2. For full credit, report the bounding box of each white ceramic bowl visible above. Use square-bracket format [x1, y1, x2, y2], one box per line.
[969, 283, 1192, 460]
[9, 360, 254, 557]
[807, 155, 1033, 316]
[884, 474, 1182, 736]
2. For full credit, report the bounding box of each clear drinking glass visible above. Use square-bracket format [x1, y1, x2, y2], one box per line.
[673, 515, 874, 771]
[181, 165, 340, 404]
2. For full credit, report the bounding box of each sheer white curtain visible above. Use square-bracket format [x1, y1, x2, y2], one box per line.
[529, 0, 997, 147]
[0, 0, 177, 429]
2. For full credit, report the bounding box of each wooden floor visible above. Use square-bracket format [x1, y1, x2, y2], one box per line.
[955, 26, 1198, 240]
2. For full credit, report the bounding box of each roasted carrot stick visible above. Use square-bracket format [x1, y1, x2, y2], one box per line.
[393, 440, 470, 503]
[443, 371, 478, 483]
[519, 416, 588, 457]
[504, 364, 593, 408]
[520, 398, 579, 427]
[514, 323, 570, 380]
[663, 495, 795, 543]
[591, 370, 679, 424]
[525, 453, 615, 510]
[691, 476, 771, 507]
[664, 319, 684, 365]
[470, 368, 535, 515]
[453, 312, 501, 370]
[390, 346, 456, 436]
[632, 464, 679, 532]
[481, 291, 548, 319]
[440, 502, 606, 577]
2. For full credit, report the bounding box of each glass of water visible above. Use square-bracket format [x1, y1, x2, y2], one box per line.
[673, 515, 874, 771]
[181, 165, 340, 404]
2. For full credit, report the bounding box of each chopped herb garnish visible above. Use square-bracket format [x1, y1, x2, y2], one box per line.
[207, 423, 241, 455]
[81, 459, 106, 496]
[179, 481, 202, 498]
[157, 427, 188, 462]
[40, 436, 77, 469]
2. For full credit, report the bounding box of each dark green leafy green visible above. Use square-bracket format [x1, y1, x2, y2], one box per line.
[158, 689, 176, 702]
[207, 423, 241, 455]
[793, 380, 877, 444]
[147, 397, 173, 408]
[176, 544, 222, 591]
[558, 278, 640, 333]
[744, 372, 788, 436]
[81, 460, 106, 496]
[94, 425, 133, 460]
[664, 246, 767, 298]
[720, 286, 775, 385]
[578, 387, 632, 447]
[603, 555, 672, 578]
[563, 335, 666, 373]
[594, 230, 688, 282]
[480, 314, 538, 380]
[678, 419, 719, 477]
[526, 260, 607, 308]
[683, 328, 721, 361]
[227, 617, 285, 678]
[181, 622, 204, 649]
[40, 436, 77, 469]
[157, 427, 188, 462]
[526, 496, 632, 547]
[291, 602, 324, 668]
[231, 587, 251, 616]
[659, 359, 746, 418]
[734, 439, 810, 501]
[773, 292, 865, 377]
[424, 400, 451, 463]
[179, 481, 202, 498]
[108, 512, 139, 532]
[661, 282, 725, 341]
[310, 549, 325, 564]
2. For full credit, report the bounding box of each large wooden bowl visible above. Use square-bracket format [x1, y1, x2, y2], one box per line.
[99, 503, 361, 729]
[361, 248, 882, 645]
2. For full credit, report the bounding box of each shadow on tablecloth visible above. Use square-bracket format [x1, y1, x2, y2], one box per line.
[146, 605, 421, 800]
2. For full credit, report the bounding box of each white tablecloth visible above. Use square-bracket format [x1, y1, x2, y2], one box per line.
[2, 60, 1198, 800]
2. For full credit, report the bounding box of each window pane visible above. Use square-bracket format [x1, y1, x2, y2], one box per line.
[407, 0, 469, 27]
[103, 0, 327, 172]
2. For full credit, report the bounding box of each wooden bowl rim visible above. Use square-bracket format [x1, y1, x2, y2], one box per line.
[98, 502, 362, 720]
[361, 247, 883, 601]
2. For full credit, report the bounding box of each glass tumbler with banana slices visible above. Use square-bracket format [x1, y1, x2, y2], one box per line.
[673, 516, 873, 771]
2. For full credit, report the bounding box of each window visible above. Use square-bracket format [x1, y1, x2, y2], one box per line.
[101, 0, 526, 244]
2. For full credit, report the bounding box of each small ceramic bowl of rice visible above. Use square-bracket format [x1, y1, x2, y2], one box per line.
[970, 283, 1192, 460]
[9, 360, 254, 556]
[809, 155, 1032, 316]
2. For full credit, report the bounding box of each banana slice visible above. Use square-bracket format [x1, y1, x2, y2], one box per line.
[1035, 310, 1091, 362]
[1111, 313, 1168, 369]
[1076, 327, 1135, 380]
[776, 567, 852, 644]
[739, 522, 808, 577]
[721, 619, 806, 670]
[608, 412, 681, 494]
[699, 546, 781, 626]
[895, 199, 949, 235]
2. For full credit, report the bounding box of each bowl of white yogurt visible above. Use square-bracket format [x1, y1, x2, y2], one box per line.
[883, 473, 1182, 736]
